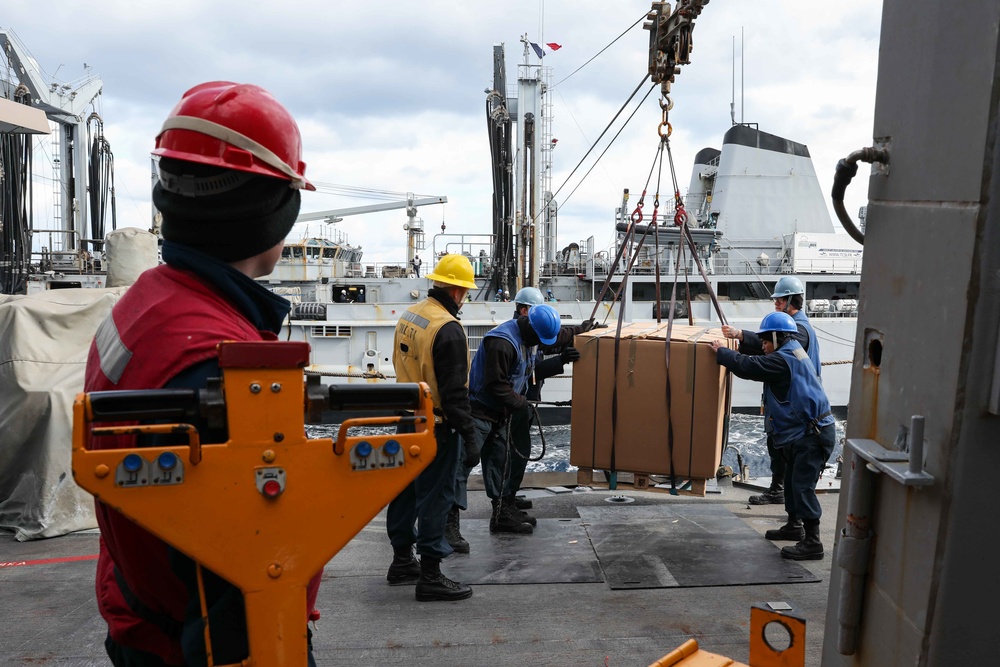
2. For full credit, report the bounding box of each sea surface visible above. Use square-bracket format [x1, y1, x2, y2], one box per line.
[305, 413, 846, 482]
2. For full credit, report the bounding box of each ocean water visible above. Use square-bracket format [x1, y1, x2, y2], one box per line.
[305, 413, 845, 481]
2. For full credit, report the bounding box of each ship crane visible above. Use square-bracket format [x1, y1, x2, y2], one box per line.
[296, 193, 447, 269]
[0, 29, 110, 256]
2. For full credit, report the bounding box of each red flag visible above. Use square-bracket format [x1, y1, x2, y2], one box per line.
[546, 43, 562, 51]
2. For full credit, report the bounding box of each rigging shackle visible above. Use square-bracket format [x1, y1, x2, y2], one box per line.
[658, 120, 673, 138]
[630, 203, 644, 225]
[630, 188, 647, 224]
[674, 194, 689, 226]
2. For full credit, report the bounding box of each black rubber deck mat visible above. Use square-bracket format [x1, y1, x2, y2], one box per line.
[442, 518, 603, 585]
[578, 504, 821, 589]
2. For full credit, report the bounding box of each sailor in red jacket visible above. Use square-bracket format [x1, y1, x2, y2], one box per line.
[84, 81, 321, 666]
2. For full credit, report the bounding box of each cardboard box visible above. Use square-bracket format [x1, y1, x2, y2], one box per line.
[569, 323, 735, 480]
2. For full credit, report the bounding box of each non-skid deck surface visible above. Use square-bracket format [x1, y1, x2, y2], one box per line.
[441, 518, 603, 584]
[578, 504, 821, 589]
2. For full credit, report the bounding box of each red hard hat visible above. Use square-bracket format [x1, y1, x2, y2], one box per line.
[152, 81, 315, 191]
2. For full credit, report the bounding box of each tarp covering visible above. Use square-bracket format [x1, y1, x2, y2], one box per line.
[0, 287, 127, 541]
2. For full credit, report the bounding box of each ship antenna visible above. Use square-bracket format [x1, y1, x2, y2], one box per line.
[730, 36, 736, 125]
[741, 26, 745, 125]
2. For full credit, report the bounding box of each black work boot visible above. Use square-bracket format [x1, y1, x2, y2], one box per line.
[514, 495, 533, 510]
[489, 498, 533, 534]
[765, 516, 805, 541]
[386, 545, 420, 585]
[503, 496, 537, 526]
[781, 519, 824, 560]
[749, 479, 785, 505]
[415, 556, 473, 601]
[445, 507, 470, 554]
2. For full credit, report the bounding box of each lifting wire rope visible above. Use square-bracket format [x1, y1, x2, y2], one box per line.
[586, 63, 732, 494]
[550, 13, 647, 89]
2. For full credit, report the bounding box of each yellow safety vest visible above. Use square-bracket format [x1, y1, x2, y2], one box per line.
[393, 296, 466, 411]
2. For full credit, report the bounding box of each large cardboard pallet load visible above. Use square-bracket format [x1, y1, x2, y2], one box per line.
[570, 323, 735, 487]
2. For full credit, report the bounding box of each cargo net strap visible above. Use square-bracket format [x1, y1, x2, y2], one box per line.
[588, 127, 732, 492]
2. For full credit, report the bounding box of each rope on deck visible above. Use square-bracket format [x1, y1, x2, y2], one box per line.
[821, 360, 853, 366]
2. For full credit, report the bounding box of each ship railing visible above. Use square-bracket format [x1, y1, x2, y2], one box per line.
[777, 259, 864, 274]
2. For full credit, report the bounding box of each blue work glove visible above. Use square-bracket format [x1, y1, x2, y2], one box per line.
[560, 347, 581, 363]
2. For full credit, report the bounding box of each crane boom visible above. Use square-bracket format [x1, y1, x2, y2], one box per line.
[295, 195, 447, 222]
[296, 193, 447, 268]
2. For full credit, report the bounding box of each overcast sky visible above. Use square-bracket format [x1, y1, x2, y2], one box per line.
[3, 0, 882, 265]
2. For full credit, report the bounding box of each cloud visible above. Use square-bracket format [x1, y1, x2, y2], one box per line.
[2, 0, 881, 264]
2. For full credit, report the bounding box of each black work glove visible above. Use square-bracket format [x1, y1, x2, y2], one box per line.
[580, 318, 596, 333]
[560, 347, 581, 364]
[462, 433, 481, 468]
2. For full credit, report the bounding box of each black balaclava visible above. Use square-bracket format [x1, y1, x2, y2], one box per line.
[153, 157, 301, 262]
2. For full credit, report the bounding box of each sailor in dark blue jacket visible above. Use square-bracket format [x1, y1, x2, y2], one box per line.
[712, 311, 835, 560]
[721, 276, 820, 507]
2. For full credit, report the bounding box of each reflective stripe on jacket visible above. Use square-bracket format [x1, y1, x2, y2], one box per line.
[84, 264, 321, 663]
[393, 296, 460, 410]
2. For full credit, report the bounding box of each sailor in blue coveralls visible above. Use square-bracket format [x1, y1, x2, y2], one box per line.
[721, 275, 821, 507]
[712, 311, 835, 560]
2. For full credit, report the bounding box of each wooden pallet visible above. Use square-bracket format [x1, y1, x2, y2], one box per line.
[575, 468, 708, 497]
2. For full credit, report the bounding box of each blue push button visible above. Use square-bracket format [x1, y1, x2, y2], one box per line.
[383, 440, 401, 456]
[355, 441, 373, 458]
[157, 451, 178, 470]
[123, 453, 144, 473]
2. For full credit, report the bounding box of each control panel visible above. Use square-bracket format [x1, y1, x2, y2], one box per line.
[349, 438, 405, 471]
[115, 451, 185, 487]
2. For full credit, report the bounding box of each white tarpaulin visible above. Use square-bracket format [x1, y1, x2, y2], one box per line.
[0, 287, 127, 540]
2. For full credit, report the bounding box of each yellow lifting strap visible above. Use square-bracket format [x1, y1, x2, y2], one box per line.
[72, 340, 438, 667]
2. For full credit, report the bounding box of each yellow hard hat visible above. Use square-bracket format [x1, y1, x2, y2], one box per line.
[427, 254, 477, 289]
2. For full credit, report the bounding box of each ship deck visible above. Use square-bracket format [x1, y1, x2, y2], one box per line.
[2, 473, 840, 666]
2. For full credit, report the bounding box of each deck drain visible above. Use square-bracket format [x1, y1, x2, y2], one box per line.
[605, 494, 635, 504]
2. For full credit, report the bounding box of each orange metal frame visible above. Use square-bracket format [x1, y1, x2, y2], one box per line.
[72, 342, 437, 666]
[647, 604, 805, 667]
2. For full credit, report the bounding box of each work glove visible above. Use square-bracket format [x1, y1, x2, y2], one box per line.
[560, 347, 581, 364]
[462, 433, 481, 468]
[581, 318, 609, 331]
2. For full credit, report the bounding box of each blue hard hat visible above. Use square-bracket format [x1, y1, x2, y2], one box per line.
[528, 303, 560, 345]
[757, 311, 798, 334]
[514, 286, 544, 307]
[770, 276, 805, 298]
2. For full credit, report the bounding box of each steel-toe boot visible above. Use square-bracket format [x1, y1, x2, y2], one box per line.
[748, 480, 785, 505]
[445, 507, 470, 554]
[781, 519, 824, 560]
[503, 495, 536, 526]
[386, 544, 420, 585]
[489, 498, 533, 534]
[765, 516, 805, 541]
[415, 556, 473, 601]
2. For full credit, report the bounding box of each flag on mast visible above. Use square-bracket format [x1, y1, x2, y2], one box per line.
[530, 42, 562, 58]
